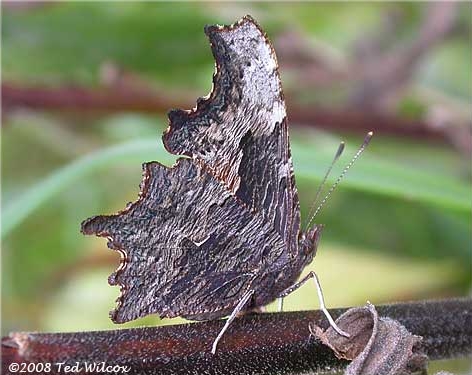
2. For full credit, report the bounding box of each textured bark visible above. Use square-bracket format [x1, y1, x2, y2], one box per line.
[2, 299, 471, 375]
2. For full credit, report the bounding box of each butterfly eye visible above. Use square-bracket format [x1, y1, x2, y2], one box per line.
[299, 233, 313, 254]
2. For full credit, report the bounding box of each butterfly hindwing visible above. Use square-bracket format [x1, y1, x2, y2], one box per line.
[81, 158, 286, 322]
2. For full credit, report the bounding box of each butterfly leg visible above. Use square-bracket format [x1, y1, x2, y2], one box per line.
[277, 271, 349, 337]
[277, 297, 284, 312]
[211, 289, 255, 354]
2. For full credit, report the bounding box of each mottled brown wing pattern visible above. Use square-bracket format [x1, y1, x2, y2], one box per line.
[163, 16, 301, 257]
[82, 158, 286, 323]
[81, 16, 309, 324]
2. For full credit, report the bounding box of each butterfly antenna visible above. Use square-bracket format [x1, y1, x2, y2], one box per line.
[305, 131, 373, 229]
[304, 141, 345, 231]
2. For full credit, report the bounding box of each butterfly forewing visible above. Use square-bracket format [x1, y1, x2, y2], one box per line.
[163, 16, 301, 256]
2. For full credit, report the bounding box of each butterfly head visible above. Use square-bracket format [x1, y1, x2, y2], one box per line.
[299, 224, 324, 265]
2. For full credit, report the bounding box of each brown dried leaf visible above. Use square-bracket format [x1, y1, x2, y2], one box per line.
[310, 302, 428, 375]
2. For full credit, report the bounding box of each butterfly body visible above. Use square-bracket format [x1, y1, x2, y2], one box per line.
[81, 16, 322, 325]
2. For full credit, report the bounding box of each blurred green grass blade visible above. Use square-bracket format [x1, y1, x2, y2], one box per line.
[2, 138, 470, 239]
[293, 143, 471, 213]
[1, 140, 173, 238]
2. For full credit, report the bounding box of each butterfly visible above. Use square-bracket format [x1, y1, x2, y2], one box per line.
[82, 15, 353, 353]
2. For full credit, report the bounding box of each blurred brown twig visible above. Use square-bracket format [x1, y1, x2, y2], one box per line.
[0, 82, 451, 142]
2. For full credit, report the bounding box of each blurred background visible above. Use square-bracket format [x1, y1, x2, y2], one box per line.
[2, 2, 471, 372]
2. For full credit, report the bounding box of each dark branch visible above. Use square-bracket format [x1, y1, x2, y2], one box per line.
[1, 82, 189, 114]
[2, 298, 471, 375]
[2, 82, 448, 143]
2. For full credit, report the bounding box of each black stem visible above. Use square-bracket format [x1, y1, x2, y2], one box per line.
[2, 298, 471, 375]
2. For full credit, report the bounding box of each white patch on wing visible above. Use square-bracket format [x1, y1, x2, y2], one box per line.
[192, 233, 211, 246]
[271, 101, 286, 131]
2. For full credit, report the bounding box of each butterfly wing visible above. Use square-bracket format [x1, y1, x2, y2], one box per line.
[163, 16, 301, 257]
[82, 159, 285, 323]
[82, 16, 305, 323]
